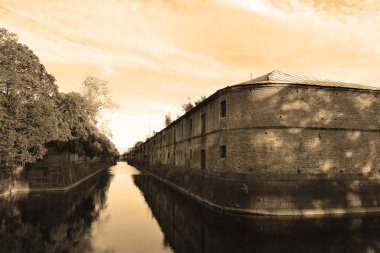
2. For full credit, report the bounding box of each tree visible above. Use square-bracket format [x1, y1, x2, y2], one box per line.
[56, 92, 92, 139]
[182, 97, 194, 112]
[82, 76, 118, 122]
[0, 28, 119, 171]
[164, 113, 172, 126]
[50, 90, 119, 158]
[194, 96, 206, 106]
[81, 76, 118, 137]
[0, 28, 65, 171]
[133, 141, 144, 148]
[182, 102, 194, 112]
[181, 96, 206, 113]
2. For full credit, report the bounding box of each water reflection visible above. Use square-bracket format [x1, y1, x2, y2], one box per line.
[0, 162, 174, 253]
[134, 173, 380, 253]
[2, 163, 380, 253]
[0, 168, 112, 253]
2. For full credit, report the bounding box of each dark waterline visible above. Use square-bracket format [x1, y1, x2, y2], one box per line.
[1, 162, 380, 253]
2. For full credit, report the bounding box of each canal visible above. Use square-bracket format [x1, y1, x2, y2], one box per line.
[1, 162, 380, 253]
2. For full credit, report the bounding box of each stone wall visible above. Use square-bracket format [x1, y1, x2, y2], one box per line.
[22, 152, 111, 189]
[130, 163, 380, 215]
[0, 152, 113, 197]
[0, 168, 111, 252]
[134, 173, 380, 253]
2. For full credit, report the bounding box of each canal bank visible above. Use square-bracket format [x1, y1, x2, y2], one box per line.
[129, 162, 380, 217]
[134, 171, 380, 253]
[0, 166, 113, 253]
[0, 152, 116, 198]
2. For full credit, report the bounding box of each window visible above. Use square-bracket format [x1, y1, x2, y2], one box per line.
[201, 149, 206, 170]
[189, 118, 193, 133]
[220, 100, 226, 118]
[220, 145, 226, 158]
[190, 149, 193, 160]
[201, 113, 206, 134]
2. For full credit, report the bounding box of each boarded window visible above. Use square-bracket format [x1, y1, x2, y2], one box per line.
[220, 145, 226, 158]
[220, 100, 226, 118]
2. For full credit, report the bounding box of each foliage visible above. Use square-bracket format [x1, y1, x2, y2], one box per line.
[0, 28, 66, 170]
[57, 92, 91, 139]
[194, 96, 206, 106]
[0, 28, 119, 171]
[181, 97, 194, 112]
[48, 84, 119, 158]
[181, 96, 206, 113]
[82, 76, 118, 124]
[182, 102, 194, 112]
[164, 113, 172, 127]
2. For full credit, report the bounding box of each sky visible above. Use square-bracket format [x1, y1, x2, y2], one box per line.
[1, 0, 380, 153]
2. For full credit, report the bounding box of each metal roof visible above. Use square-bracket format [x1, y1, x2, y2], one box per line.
[238, 70, 380, 91]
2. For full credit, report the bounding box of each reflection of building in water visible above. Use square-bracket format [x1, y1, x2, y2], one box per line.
[128, 71, 380, 215]
[0, 169, 112, 253]
[134, 174, 380, 253]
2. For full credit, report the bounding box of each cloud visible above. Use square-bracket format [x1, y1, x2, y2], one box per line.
[1, 0, 380, 149]
[101, 64, 113, 77]
[223, 0, 286, 18]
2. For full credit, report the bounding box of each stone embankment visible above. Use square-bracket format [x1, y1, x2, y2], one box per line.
[0, 152, 115, 198]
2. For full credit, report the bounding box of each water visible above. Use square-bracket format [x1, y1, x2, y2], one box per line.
[1, 162, 380, 253]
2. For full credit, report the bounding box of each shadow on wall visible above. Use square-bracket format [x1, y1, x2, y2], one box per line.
[228, 86, 380, 212]
[237, 86, 380, 175]
[134, 173, 380, 253]
[0, 169, 113, 253]
[129, 85, 380, 215]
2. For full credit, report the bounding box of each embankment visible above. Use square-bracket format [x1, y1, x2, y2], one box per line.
[0, 152, 115, 198]
[129, 161, 380, 216]
[133, 173, 380, 253]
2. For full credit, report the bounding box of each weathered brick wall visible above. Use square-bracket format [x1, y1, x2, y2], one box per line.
[223, 86, 380, 175]
[225, 128, 380, 175]
[227, 85, 380, 130]
[131, 84, 380, 177]
[134, 173, 380, 252]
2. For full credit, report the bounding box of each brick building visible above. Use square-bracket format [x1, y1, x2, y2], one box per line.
[127, 70, 380, 215]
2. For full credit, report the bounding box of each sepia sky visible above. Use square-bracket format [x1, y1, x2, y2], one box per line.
[1, 0, 380, 152]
